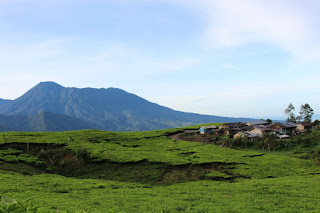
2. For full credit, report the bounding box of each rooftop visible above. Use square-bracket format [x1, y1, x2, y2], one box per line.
[246, 120, 269, 125]
[200, 125, 217, 129]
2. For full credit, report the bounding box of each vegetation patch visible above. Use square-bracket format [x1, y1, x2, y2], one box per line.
[0, 126, 319, 212]
[0, 143, 245, 185]
[0, 148, 44, 166]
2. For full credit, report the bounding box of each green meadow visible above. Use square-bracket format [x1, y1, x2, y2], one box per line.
[0, 125, 319, 212]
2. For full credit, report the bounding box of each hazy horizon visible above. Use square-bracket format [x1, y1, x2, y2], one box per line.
[1, 0, 319, 119]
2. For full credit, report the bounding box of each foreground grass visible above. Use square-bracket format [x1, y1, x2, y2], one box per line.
[0, 169, 319, 212]
[0, 127, 319, 212]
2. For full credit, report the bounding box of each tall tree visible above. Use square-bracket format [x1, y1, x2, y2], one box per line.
[284, 103, 296, 123]
[299, 104, 314, 123]
[296, 115, 303, 123]
[266, 118, 272, 124]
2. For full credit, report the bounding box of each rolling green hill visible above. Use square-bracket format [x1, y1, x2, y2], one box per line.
[0, 126, 319, 212]
[0, 82, 254, 131]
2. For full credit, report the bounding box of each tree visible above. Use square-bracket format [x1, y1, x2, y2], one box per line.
[261, 133, 277, 152]
[266, 118, 272, 124]
[296, 115, 303, 123]
[299, 104, 314, 123]
[313, 120, 320, 127]
[284, 103, 296, 123]
[220, 134, 231, 147]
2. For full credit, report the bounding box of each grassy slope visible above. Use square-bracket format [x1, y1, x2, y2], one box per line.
[0, 126, 319, 212]
[1, 170, 319, 212]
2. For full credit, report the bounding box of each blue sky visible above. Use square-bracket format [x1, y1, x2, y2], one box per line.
[0, 0, 320, 119]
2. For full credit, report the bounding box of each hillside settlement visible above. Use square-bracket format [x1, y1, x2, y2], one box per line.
[200, 120, 315, 140]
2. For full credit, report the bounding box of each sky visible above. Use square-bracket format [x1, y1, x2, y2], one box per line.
[0, 0, 320, 119]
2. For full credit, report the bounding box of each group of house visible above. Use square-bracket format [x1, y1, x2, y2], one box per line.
[200, 120, 314, 140]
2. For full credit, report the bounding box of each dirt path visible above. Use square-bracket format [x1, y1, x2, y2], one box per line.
[169, 130, 198, 141]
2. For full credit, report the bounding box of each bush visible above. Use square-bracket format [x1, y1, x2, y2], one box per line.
[1, 193, 53, 213]
[1, 155, 19, 163]
[74, 148, 91, 162]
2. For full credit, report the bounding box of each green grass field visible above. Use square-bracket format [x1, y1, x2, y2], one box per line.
[0, 125, 319, 212]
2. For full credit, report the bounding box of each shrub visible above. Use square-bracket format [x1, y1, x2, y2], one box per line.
[74, 148, 91, 162]
[1, 155, 19, 163]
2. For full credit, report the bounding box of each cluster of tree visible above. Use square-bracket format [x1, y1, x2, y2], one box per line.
[284, 103, 314, 123]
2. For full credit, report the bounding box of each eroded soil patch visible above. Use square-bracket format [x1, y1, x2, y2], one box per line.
[243, 154, 265, 158]
[169, 130, 219, 143]
[0, 143, 247, 185]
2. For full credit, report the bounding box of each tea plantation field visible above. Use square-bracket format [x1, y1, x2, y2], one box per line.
[0, 126, 319, 212]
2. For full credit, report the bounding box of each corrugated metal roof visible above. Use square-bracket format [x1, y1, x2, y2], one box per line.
[247, 120, 269, 125]
[277, 134, 290, 139]
[287, 122, 297, 127]
[300, 123, 313, 127]
[200, 125, 217, 129]
[274, 122, 296, 128]
[247, 133, 258, 138]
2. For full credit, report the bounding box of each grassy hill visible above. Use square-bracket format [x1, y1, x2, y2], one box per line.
[0, 125, 319, 212]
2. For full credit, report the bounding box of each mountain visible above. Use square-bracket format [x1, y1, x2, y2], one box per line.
[0, 98, 11, 107]
[0, 82, 254, 131]
[0, 111, 98, 132]
[0, 124, 15, 132]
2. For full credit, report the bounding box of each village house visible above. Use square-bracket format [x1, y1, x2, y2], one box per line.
[277, 134, 291, 139]
[219, 122, 248, 130]
[233, 131, 257, 140]
[272, 123, 296, 135]
[217, 122, 253, 138]
[296, 123, 313, 133]
[215, 128, 239, 137]
[246, 120, 269, 126]
[200, 120, 314, 140]
[199, 125, 217, 134]
[247, 125, 272, 137]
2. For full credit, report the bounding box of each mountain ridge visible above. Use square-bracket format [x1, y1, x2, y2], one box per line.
[0, 111, 98, 132]
[0, 98, 11, 107]
[0, 82, 254, 131]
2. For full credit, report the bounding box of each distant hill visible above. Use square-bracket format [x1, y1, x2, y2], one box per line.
[0, 82, 254, 131]
[0, 111, 98, 132]
[0, 124, 16, 132]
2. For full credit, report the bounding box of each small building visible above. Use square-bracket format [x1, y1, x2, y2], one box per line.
[200, 125, 217, 134]
[276, 134, 290, 139]
[218, 122, 253, 138]
[248, 126, 272, 137]
[214, 129, 227, 136]
[246, 120, 269, 126]
[296, 123, 313, 133]
[233, 132, 258, 141]
[233, 132, 247, 139]
[272, 123, 296, 135]
[247, 133, 258, 141]
[219, 122, 247, 129]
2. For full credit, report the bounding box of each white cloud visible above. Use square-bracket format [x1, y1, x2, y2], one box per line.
[206, 0, 309, 46]
[151, 80, 320, 117]
[0, 39, 197, 99]
[169, 0, 320, 61]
